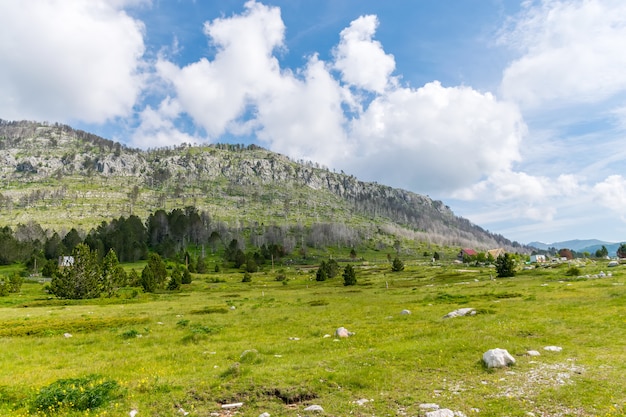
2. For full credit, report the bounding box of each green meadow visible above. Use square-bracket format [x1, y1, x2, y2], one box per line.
[1, 260, 625, 417]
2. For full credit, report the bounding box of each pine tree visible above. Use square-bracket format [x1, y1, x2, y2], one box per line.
[342, 264, 356, 286]
[495, 253, 516, 278]
[102, 249, 126, 297]
[391, 257, 404, 272]
[50, 243, 102, 299]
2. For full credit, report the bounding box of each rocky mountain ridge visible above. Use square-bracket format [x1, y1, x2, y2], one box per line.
[0, 119, 524, 251]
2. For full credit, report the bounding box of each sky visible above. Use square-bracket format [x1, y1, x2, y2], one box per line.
[1, 0, 626, 245]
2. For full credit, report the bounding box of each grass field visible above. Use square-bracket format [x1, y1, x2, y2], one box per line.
[0, 259, 625, 417]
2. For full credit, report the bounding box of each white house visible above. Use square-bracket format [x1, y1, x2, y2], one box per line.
[530, 254, 546, 263]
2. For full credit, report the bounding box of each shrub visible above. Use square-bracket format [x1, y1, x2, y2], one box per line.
[242, 272, 252, 282]
[391, 257, 404, 272]
[495, 254, 516, 278]
[343, 264, 357, 286]
[181, 267, 192, 284]
[565, 266, 581, 276]
[30, 375, 119, 414]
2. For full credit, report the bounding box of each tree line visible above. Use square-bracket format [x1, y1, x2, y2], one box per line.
[0, 206, 370, 274]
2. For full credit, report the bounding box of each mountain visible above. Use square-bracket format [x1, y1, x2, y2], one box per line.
[527, 239, 612, 251]
[0, 119, 525, 251]
[528, 239, 622, 256]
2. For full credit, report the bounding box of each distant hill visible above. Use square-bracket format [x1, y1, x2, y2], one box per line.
[528, 239, 622, 256]
[0, 119, 527, 252]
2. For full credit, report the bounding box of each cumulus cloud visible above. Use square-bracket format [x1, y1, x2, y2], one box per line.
[592, 175, 626, 219]
[0, 0, 147, 123]
[333, 15, 396, 93]
[157, 0, 285, 138]
[499, 0, 626, 109]
[131, 97, 197, 148]
[345, 82, 526, 192]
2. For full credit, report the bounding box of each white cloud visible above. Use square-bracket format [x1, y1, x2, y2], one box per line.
[333, 15, 396, 93]
[500, 0, 626, 109]
[0, 0, 147, 123]
[131, 97, 197, 148]
[593, 175, 626, 220]
[255, 55, 351, 163]
[345, 82, 526, 192]
[157, 0, 286, 138]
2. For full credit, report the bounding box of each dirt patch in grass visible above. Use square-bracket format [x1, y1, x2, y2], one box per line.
[189, 306, 229, 314]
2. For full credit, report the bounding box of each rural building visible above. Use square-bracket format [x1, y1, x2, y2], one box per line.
[458, 248, 477, 261]
[58, 256, 74, 267]
[486, 248, 505, 259]
[530, 254, 546, 263]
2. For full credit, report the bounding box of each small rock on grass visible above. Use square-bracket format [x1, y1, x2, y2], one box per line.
[483, 348, 516, 368]
[443, 308, 476, 319]
[544, 346, 562, 352]
[304, 404, 324, 412]
[221, 402, 243, 409]
[426, 409, 454, 417]
[334, 327, 354, 338]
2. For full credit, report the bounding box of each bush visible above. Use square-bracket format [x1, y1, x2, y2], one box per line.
[391, 257, 404, 272]
[30, 375, 119, 414]
[242, 272, 252, 282]
[565, 266, 581, 276]
[0, 273, 23, 296]
[495, 253, 516, 278]
[343, 264, 357, 286]
[181, 267, 192, 284]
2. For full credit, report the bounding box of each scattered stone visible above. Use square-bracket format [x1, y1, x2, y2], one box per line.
[323, 334, 331, 338]
[222, 402, 244, 409]
[334, 327, 354, 338]
[400, 309, 411, 315]
[419, 403, 440, 410]
[304, 404, 324, 412]
[354, 398, 372, 405]
[289, 337, 300, 341]
[426, 409, 454, 417]
[129, 410, 138, 417]
[259, 413, 271, 417]
[527, 350, 541, 357]
[443, 308, 475, 319]
[230, 306, 236, 310]
[483, 348, 516, 368]
[544, 346, 563, 352]
[63, 333, 72, 338]
[178, 407, 189, 415]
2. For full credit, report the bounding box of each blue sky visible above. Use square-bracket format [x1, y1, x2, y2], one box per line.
[2, 0, 626, 245]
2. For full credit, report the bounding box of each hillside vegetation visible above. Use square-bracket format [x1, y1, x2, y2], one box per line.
[0, 120, 523, 252]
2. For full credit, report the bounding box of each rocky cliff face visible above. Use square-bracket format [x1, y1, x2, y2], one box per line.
[0, 120, 522, 250]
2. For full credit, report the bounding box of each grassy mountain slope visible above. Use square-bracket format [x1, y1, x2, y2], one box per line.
[0, 120, 523, 251]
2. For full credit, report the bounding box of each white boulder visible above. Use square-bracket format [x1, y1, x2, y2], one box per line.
[334, 327, 354, 338]
[304, 404, 324, 412]
[426, 409, 454, 417]
[544, 346, 562, 352]
[400, 309, 411, 315]
[483, 348, 516, 368]
[443, 308, 475, 319]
